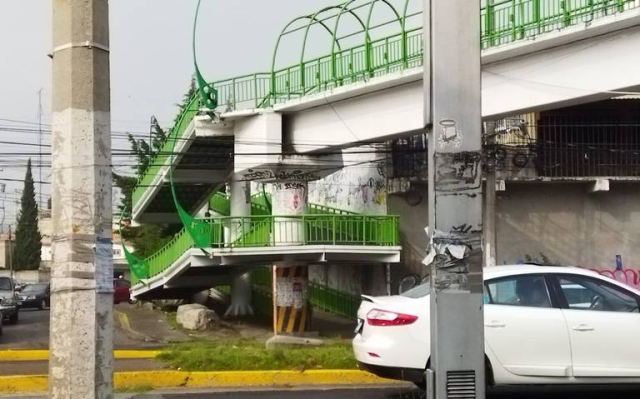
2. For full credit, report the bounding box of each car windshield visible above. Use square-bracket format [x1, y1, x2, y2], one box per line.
[401, 282, 430, 298]
[0, 278, 11, 291]
[23, 284, 47, 293]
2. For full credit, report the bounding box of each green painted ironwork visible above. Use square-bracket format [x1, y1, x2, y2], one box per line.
[118, 209, 149, 283]
[208, 192, 271, 217]
[308, 283, 361, 320]
[130, 227, 196, 286]
[128, 214, 398, 286]
[193, 0, 218, 110]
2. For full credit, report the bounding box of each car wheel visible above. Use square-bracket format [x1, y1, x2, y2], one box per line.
[39, 299, 47, 310]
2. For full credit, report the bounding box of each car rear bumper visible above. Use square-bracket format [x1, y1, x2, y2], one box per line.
[357, 361, 424, 383]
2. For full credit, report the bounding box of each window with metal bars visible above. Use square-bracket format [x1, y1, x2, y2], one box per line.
[534, 100, 640, 178]
[390, 133, 427, 179]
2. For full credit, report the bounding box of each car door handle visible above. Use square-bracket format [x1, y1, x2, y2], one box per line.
[572, 324, 594, 332]
[485, 321, 506, 328]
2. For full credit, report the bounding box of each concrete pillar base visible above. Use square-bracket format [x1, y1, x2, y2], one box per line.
[273, 263, 311, 334]
[224, 271, 253, 318]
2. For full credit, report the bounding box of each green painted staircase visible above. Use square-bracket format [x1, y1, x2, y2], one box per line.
[127, 192, 399, 286]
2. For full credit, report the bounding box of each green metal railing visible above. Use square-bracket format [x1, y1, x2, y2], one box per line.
[208, 192, 271, 217]
[130, 214, 398, 285]
[201, 214, 399, 248]
[130, 227, 195, 286]
[309, 283, 361, 320]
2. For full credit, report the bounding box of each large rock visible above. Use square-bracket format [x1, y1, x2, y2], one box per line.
[176, 304, 221, 331]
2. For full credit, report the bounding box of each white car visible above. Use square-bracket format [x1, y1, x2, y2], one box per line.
[353, 265, 640, 389]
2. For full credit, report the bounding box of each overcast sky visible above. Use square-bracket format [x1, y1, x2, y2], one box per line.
[0, 0, 348, 228]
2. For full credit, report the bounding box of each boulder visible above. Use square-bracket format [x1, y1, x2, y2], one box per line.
[176, 304, 220, 331]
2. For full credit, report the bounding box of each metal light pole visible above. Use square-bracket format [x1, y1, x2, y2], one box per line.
[424, 0, 485, 398]
[50, 0, 114, 397]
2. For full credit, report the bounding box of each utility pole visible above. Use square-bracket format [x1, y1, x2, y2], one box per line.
[38, 88, 44, 212]
[8, 225, 12, 280]
[50, 1, 114, 398]
[425, 0, 485, 398]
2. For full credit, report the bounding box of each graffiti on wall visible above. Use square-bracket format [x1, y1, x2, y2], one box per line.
[591, 268, 640, 290]
[310, 170, 386, 213]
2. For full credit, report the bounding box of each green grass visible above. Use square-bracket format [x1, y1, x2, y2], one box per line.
[156, 339, 357, 372]
[115, 384, 154, 394]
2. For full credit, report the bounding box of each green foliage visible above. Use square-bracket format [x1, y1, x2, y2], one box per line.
[128, 135, 151, 177]
[13, 160, 42, 271]
[174, 77, 196, 126]
[124, 225, 175, 259]
[112, 173, 137, 218]
[156, 339, 356, 372]
[113, 78, 198, 259]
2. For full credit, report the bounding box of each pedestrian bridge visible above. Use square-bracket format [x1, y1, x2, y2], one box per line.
[125, 0, 640, 299]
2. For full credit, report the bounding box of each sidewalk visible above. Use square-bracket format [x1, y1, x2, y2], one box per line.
[114, 304, 190, 344]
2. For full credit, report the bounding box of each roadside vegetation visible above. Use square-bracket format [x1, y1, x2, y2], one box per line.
[156, 339, 357, 372]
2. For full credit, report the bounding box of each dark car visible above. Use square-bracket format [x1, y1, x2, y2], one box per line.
[18, 283, 50, 310]
[0, 277, 19, 324]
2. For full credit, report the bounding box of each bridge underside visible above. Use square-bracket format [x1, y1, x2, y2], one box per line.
[132, 246, 400, 299]
[134, 136, 233, 224]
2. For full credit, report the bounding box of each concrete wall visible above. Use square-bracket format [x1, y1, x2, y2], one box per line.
[392, 182, 640, 289]
[497, 182, 640, 269]
[308, 264, 388, 297]
[308, 146, 387, 215]
[0, 269, 50, 283]
[387, 187, 429, 279]
[307, 146, 390, 296]
[0, 240, 14, 270]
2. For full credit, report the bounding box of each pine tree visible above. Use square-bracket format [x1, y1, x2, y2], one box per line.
[13, 160, 42, 271]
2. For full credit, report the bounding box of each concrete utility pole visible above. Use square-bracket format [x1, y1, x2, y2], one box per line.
[50, 1, 114, 398]
[483, 122, 497, 268]
[424, 0, 485, 398]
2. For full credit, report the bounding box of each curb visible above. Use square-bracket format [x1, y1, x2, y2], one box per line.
[0, 350, 161, 362]
[0, 370, 400, 394]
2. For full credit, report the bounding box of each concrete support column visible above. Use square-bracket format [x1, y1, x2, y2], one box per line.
[225, 270, 253, 317]
[228, 180, 251, 243]
[225, 179, 253, 317]
[271, 182, 308, 246]
[273, 262, 311, 335]
[50, 0, 113, 397]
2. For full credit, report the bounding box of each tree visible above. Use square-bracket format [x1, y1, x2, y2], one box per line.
[128, 135, 151, 177]
[13, 159, 42, 270]
[112, 173, 137, 218]
[114, 78, 198, 258]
